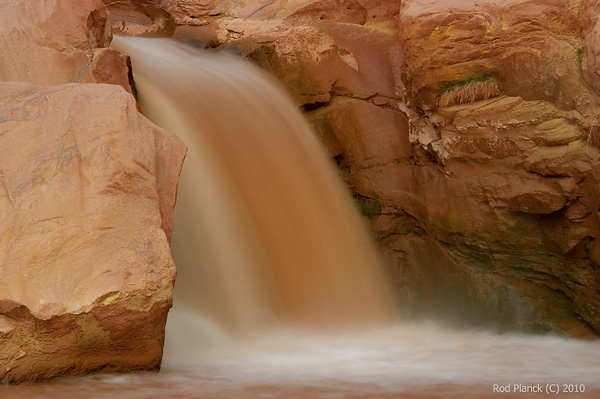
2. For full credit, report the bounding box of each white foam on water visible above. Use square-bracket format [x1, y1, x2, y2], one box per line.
[162, 323, 600, 390]
[4, 323, 598, 399]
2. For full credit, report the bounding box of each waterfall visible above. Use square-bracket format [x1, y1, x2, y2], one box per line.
[110, 36, 397, 357]
[3, 35, 599, 399]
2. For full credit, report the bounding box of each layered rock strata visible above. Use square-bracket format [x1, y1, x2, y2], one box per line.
[396, 0, 600, 335]
[0, 0, 186, 382]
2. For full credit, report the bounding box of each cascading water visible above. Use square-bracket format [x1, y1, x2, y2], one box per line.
[4, 36, 600, 399]
[111, 36, 397, 339]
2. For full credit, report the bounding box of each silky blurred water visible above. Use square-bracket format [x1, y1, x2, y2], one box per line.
[3, 322, 599, 398]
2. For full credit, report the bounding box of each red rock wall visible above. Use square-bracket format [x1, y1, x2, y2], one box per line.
[397, 0, 600, 336]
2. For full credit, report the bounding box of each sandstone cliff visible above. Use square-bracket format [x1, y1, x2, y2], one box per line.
[151, 0, 600, 337]
[0, 0, 186, 382]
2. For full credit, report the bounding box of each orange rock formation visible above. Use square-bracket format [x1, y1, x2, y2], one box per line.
[0, 0, 186, 383]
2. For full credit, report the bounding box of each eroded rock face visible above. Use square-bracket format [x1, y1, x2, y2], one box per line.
[0, 0, 186, 383]
[161, 0, 600, 336]
[0, 82, 185, 383]
[394, 0, 600, 336]
[0, 0, 106, 85]
[0, 0, 132, 93]
[102, 0, 177, 37]
[400, 0, 591, 110]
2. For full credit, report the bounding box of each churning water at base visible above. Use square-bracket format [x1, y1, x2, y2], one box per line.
[2, 37, 600, 398]
[3, 324, 600, 398]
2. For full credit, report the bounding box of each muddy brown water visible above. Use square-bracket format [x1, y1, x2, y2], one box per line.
[2, 324, 600, 398]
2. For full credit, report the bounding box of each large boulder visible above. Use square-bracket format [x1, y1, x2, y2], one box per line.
[0, 0, 186, 383]
[0, 82, 185, 384]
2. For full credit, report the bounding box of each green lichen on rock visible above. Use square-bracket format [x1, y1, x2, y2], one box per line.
[354, 194, 382, 219]
[577, 47, 584, 70]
